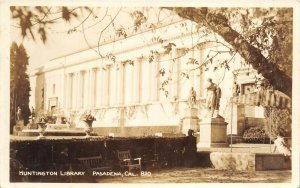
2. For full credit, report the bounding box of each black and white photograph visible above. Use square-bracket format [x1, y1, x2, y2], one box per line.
[0, 0, 299, 187]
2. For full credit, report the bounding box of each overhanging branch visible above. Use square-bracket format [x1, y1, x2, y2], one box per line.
[163, 7, 292, 98]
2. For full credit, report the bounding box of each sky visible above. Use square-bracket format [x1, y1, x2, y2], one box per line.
[10, 7, 177, 71]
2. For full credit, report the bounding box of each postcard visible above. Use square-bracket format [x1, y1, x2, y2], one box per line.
[0, 0, 299, 188]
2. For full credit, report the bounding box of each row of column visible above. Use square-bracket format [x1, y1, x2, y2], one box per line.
[64, 60, 147, 110]
[64, 48, 203, 110]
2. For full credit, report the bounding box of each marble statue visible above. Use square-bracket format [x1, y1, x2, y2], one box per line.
[205, 78, 221, 117]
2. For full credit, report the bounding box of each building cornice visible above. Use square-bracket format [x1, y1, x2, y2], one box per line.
[50, 18, 185, 61]
[41, 35, 222, 74]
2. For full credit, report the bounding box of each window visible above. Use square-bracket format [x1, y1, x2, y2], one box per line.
[241, 83, 256, 95]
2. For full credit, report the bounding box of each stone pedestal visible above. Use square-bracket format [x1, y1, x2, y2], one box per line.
[197, 116, 229, 148]
[181, 108, 199, 135]
[230, 104, 245, 136]
[13, 120, 25, 135]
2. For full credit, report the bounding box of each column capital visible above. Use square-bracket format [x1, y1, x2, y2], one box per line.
[137, 56, 144, 61]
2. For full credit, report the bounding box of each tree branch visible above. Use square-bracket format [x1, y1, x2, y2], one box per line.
[164, 7, 292, 97]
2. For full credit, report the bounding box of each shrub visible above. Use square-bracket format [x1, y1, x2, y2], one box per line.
[243, 126, 269, 143]
[264, 107, 291, 140]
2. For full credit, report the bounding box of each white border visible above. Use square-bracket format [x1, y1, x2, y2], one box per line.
[1, 0, 299, 188]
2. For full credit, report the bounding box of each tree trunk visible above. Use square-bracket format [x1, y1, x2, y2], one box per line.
[165, 7, 292, 98]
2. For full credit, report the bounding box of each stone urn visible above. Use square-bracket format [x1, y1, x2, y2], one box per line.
[83, 114, 96, 137]
[37, 121, 47, 139]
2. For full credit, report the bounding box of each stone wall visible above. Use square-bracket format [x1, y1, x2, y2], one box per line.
[92, 125, 180, 137]
[210, 152, 291, 171]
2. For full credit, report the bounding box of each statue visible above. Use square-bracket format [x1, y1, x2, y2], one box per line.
[205, 78, 221, 117]
[232, 81, 240, 96]
[16, 106, 22, 120]
[188, 87, 196, 108]
[31, 107, 36, 120]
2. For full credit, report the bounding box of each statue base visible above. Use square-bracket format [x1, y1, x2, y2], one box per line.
[181, 108, 199, 135]
[197, 116, 229, 148]
[36, 135, 46, 140]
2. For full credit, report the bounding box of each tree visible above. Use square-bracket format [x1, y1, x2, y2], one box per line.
[10, 42, 31, 133]
[167, 7, 292, 98]
[10, 6, 292, 98]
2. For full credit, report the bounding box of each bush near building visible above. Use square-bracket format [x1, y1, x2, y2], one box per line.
[243, 126, 270, 144]
[264, 107, 291, 140]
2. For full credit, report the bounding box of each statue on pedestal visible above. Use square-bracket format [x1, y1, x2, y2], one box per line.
[205, 78, 221, 118]
[188, 87, 196, 108]
[181, 87, 199, 134]
[16, 106, 22, 120]
[31, 107, 36, 120]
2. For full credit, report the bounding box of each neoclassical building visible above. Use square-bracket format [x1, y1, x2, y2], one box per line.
[29, 19, 265, 136]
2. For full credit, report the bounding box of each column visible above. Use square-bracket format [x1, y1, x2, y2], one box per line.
[79, 71, 85, 109]
[84, 69, 91, 109]
[133, 58, 141, 103]
[72, 73, 76, 109]
[125, 63, 133, 104]
[89, 68, 97, 108]
[193, 48, 201, 95]
[67, 73, 73, 109]
[171, 48, 180, 100]
[63, 74, 67, 109]
[103, 65, 110, 106]
[151, 54, 159, 101]
[85, 69, 90, 108]
[95, 68, 102, 107]
[110, 66, 117, 105]
[114, 66, 118, 105]
[129, 64, 134, 104]
[140, 59, 149, 103]
[117, 63, 125, 105]
[65, 73, 69, 109]
[71, 73, 75, 109]
[101, 67, 106, 106]
[75, 72, 78, 109]
[77, 71, 84, 109]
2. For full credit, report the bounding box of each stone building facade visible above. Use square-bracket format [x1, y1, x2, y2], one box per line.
[29, 20, 264, 136]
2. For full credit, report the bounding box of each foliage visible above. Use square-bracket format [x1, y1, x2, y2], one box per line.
[82, 113, 96, 122]
[243, 126, 269, 143]
[10, 42, 31, 133]
[10, 6, 91, 43]
[130, 10, 147, 31]
[264, 107, 291, 140]
[170, 7, 292, 97]
[34, 110, 69, 124]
